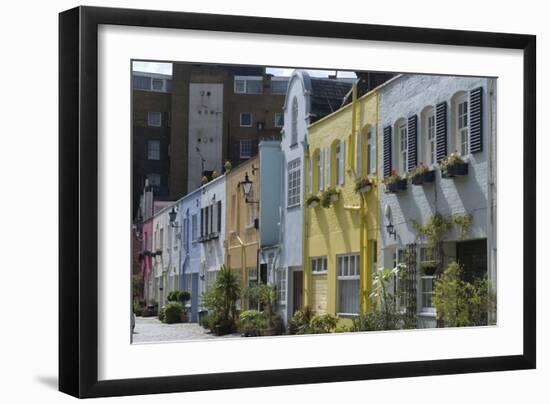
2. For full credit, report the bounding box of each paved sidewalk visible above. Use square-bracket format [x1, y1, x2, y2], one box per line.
[132, 316, 241, 343]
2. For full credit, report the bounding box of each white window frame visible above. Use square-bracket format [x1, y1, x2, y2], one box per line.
[418, 247, 436, 313]
[239, 139, 253, 159]
[337, 253, 360, 316]
[234, 76, 263, 94]
[367, 129, 376, 175]
[147, 111, 162, 127]
[423, 108, 436, 166]
[393, 248, 407, 313]
[317, 150, 324, 192]
[275, 268, 287, 305]
[287, 158, 301, 208]
[271, 77, 289, 95]
[147, 140, 160, 160]
[274, 112, 284, 128]
[311, 256, 328, 274]
[239, 112, 253, 127]
[455, 93, 469, 156]
[397, 121, 408, 174]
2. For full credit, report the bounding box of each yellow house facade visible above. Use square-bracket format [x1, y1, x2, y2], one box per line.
[303, 87, 380, 320]
[225, 156, 260, 309]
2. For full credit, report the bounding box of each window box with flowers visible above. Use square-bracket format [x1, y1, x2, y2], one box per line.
[320, 188, 340, 208]
[354, 176, 374, 194]
[410, 163, 436, 185]
[383, 169, 407, 194]
[306, 194, 321, 208]
[441, 152, 468, 178]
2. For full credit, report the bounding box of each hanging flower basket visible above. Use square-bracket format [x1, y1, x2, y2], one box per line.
[354, 177, 374, 194]
[321, 188, 339, 208]
[306, 194, 321, 208]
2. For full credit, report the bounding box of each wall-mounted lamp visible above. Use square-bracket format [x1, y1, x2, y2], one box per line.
[169, 206, 181, 228]
[384, 204, 396, 240]
[239, 172, 259, 205]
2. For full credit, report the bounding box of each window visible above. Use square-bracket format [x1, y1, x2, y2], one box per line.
[394, 249, 407, 310]
[239, 140, 253, 158]
[133, 75, 150, 90]
[291, 97, 298, 145]
[182, 218, 188, 246]
[274, 112, 284, 127]
[455, 94, 469, 156]
[419, 247, 435, 311]
[147, 140, 160, 160]
[234, 76, 263, 94]
[397, 120, 408, 174]
[191, 214, 198, 241]
[337, 254, 360, 315]
[147, 111, 162, 127]
[240, 113, 252, 127]
[151, 78, 163, 91]
[311, 256, 327, 273]
[276, 268, 287, 304]
[423, 107, 436, 165]
[316, 150, 323, 191]
[287, 158, 301, 207]
[271, 79, 288, 95]
[367, 130, 376, 175]
[335, 141, 345, 186]
[216, 201, 222, 233]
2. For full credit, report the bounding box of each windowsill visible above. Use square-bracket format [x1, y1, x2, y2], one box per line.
[337, 313, 359, 318]
[240, 125, 253, 128]
[287, 203, 301, 210]
[245, 223, 255, 230]
[240, 155, 252, 159]
[312, 271, 327, 276]
[418, 311, 437, 317]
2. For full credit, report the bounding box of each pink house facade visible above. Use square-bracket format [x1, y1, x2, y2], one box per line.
[141, 217, 154, 303]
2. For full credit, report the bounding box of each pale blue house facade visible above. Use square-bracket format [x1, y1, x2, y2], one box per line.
[179, 188, 202, 322]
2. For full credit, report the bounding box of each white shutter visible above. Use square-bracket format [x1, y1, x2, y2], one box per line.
[319, 150, 324, 191]
[371, 131, 377, 174]
[356, 130, 362, 176]
[326, 145, 332, 188]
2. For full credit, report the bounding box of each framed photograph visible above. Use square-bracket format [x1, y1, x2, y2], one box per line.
[59, 6, 536, 398]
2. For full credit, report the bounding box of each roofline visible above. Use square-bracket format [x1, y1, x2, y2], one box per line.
[132, 71, 172, 80]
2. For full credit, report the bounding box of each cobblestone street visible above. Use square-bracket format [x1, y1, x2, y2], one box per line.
[132, 316, 241, 343]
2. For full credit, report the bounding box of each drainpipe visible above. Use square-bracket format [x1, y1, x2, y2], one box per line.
[487, 79, 497, 305]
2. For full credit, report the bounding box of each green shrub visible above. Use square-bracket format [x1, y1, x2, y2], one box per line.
[288, 306, 314, 335]
[167, 291, 180, 302]
[238, 310, 264, 336]
[164, 302, 183, 324]
[158, 307, 165, 322]
[201, 265, 241, 332]
[433, 261, 496, 327]
[309, 314, 338, 334]
[178, 290, 191, 304]
[133, 301, 145, 316]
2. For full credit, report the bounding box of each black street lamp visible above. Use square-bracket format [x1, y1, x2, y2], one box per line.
[239, 172, 259, 205]
[169, 206, 180, 228]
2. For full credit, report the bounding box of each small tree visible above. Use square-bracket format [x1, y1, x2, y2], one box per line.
[433, 261, 496, 327]
[201, 265, 241, 330]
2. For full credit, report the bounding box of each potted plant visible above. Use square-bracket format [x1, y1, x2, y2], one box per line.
[409, 162, 435, 185]
[224, 160, 232, 173]
[383, 169, 407, 193]
[321, 188, 339, 208]
[306, 194, 321, 208]
[420, 261, 438, 276]
[178, 290, 191, 322]
[441, 151, 468, 178]
[354, 176, 373, 194]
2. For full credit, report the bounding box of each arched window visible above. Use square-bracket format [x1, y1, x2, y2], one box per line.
[291, 97, 298, 146]
[395, 118, 407, 175]
[334, 140, 345, 186]
[421, 106, 436, 166]
[312, 149, 322, 192]
[452, 91, 469, 156]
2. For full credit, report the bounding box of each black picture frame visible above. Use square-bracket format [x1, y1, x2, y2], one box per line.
[59, 6, 536, 398]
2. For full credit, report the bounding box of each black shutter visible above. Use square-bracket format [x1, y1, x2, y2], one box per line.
[200, 208, 204, 237]
[436, 101, 448, 162]
[217, 201, 222, 233]
[407, 115, 418, 170]
[383, 126, 392, 177]
[469, 87, 483, 153]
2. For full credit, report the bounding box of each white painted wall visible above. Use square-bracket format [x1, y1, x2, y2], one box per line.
[199, 175, 227, 300]
[187, 83, 224, 192]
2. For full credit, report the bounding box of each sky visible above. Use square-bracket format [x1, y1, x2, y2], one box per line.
[131, 61, 357, 78]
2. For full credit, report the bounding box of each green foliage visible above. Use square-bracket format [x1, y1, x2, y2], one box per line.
[288, 306, 314, 335]
[354, 176, 373, 193]
[163, 302, 183, 324]
[408, 162, 429, 179]
[382, 170, 405, 185]
[200, 265, 241, 332]
[158, 307, 165, 322]
[440, 151, 465, 173]
[453, 213, 473, 240]
[320, 188, 339, 208]
[178, 290, 191, 303]
[238, 310, 266, 336]
[167, 291, 180, 302]
[306, 194, 321, 207]
[288, 307, 337, 334]
[133, 301, 145, 316]
[132, 274, 144, 300]
[413, 213, 453, 253]
[433, 261, 496, 327]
